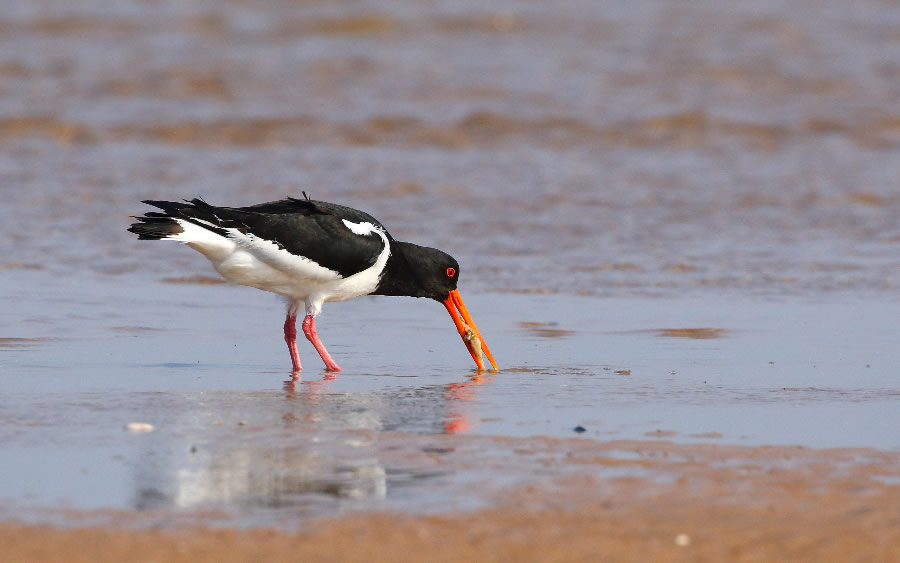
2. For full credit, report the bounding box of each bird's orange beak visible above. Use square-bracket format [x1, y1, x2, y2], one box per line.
[442, 289, 498, 371]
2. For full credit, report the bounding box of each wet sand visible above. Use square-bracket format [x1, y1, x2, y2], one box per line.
[4, 438, 900, 562]
[3, 0, 900, 559]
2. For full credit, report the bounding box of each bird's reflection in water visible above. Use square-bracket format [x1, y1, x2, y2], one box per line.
[135, 440, 387, 513]
[443, 372, 493, 434]
[281, 369, 495, 435]
[133, 370, 494, 516]
[281, 370, 493, 436]
[282, 371, 337, 395]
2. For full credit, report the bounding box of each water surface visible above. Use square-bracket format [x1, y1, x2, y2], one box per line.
[2, 269, 897, 526]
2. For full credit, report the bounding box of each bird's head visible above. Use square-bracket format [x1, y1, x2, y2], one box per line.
[401, 245, 497, 371]
[408, 247, 460, 301]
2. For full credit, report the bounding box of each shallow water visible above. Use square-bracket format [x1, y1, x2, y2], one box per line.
[1, 0, 899, 529]
[1, 269, 898, 526]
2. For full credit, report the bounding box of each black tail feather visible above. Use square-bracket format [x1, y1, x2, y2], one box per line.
[129, 198, 234, 240]
[127, 215, 184, 240]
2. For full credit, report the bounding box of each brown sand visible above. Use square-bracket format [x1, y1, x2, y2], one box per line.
[5, 439, 898, 562]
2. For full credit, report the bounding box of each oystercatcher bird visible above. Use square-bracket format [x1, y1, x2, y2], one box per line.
[128, 196, 497, 373]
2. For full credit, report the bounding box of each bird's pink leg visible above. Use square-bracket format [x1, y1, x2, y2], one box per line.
[302, 314, 341, 372]
[284, 314, 302, 372]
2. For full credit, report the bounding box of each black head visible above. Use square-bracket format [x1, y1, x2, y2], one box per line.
[374, 241, 460, 300]
[378, 241, 498, 371]
[416, 247, 460, 300]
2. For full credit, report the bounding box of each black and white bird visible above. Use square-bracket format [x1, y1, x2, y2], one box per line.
[128, 196, 497, 373]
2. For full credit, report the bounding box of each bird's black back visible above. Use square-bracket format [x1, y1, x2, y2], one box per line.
[137, 197, 390, 278]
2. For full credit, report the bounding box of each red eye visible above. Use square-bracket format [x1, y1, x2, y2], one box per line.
[446, 267, 456, 278]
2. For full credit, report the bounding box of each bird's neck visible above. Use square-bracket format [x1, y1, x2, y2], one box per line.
[373, 241, 437, 299]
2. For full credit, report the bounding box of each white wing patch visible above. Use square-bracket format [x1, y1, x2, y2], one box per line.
[342, 219, 379, 236]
